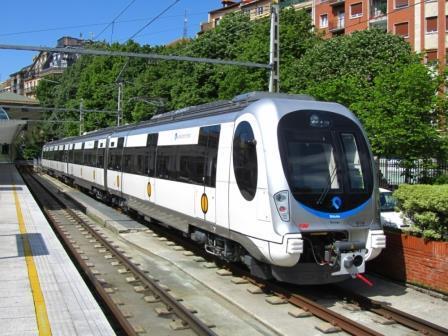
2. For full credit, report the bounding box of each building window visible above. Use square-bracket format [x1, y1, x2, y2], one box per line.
[320, 14, 328, 28]
[426, 17, 438, 33]
[446, 16, 448, 31]
[395, 22, 409, 37]
[257, 6, 263, 15]
[350, 3, 363, 18]
[395, 0, 408, 9]
[426, 50, 438, 63]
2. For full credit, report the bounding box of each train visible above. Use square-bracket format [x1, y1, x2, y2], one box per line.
[41, 92, 386, 285]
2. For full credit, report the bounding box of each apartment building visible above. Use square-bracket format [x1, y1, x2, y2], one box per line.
[316, 0, 447, 64]
[203, 0, 447, 65]
[0, 36, 84, 98]
[200, 0, 313, 33]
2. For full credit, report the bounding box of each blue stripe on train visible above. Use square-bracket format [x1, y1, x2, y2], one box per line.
[299, 199, 370, 219]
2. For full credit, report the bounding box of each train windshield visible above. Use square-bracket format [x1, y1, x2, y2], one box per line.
[278, 110, 373, 213]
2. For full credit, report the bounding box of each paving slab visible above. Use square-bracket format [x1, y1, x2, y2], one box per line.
[0, 165, 115, 336]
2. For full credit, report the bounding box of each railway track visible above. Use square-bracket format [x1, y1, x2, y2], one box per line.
[20, 167, 217, 336]
[334, 286, 448, 336]
[124, 199, 448, 336]
[28, 168, 448, 336]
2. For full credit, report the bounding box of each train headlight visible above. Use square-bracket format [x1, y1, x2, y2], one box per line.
[274, 191, 290, 222]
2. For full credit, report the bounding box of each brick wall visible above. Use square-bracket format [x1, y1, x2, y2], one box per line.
[367, 231, 448, 294]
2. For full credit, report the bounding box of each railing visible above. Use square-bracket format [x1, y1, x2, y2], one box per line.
[280, 0, 312, 7]
[329, 18, 345, 31]
[329, 0, 345, 6]
[38, 66, 65, 75]
[377, 158, 448, 188]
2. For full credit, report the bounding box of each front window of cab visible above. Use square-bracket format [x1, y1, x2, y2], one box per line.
[278, 110, 373, 213]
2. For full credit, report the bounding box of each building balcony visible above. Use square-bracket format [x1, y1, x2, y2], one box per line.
[200, 21, 214, 34]
[329, 0, 345, 6]
[329, 19, 345, 32]
[38, 67, 65, 76]
[281, 0, 312, 7]
[370, 10, 387, 22]
[24, 86, 36, 94]
[369, 14, 387, 31]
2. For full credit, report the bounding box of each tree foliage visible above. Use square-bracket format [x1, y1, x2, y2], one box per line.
[285, 29, 445, 162]
[34, 10, 446, 163]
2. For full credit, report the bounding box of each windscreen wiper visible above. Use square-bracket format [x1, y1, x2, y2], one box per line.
[316, 166, 337, 205]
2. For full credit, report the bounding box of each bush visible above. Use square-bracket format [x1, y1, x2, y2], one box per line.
[434, 174, 448, 185]
[394, 184, 448, 240]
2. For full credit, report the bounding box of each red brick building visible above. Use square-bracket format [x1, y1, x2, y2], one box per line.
[315, 0, 447, 65]
[203, 0, 448, 65]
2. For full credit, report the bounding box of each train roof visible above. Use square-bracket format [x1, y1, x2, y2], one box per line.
[44, 92, 315, 147]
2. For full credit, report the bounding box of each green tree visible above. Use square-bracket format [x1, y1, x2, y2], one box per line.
[285, 29, 445, 161]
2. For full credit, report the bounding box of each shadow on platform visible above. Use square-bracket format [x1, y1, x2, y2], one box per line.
[0, 233, 49, 259]
[0, 186, 23, 191]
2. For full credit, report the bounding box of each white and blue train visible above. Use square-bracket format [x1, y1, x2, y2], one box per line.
[41, 92, 386, 285]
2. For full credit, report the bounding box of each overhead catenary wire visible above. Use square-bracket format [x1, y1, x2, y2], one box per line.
[127, 0, 181, 41]
[94, 0, 138, 41]
[0, 104, 118, 115]
[0, 12, 208, 39]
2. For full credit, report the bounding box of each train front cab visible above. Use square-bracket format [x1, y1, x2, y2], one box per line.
[276, 104, 385, 284]
[229, 100, 385, 285]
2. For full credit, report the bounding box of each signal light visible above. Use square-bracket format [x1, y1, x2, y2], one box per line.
[274, 191, 290, 222]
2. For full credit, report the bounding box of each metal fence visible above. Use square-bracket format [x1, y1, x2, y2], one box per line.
[376, 158, 448, 189]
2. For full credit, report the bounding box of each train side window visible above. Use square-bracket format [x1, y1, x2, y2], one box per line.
[147, 133, 158, 177]
[341, 133, 365, 190]
[156, 146, 177, 180]
[97, 148, 105, 168]
[178, 145, 205, 184]
[233, 121, 257, 201]
[201, 125, 221, 187]
[118, 137, 124, 148]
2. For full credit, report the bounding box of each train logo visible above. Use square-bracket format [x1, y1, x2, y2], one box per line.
[331, 196, 342, 210]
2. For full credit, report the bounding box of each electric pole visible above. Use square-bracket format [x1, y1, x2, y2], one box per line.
[269, 0, 280, 93]
[79, 99, 84, 135]
[183, 9, 188, 39]
[117, 81, 123, 127]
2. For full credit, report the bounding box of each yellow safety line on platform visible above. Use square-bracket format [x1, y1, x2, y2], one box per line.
[13, 185, 52, 336]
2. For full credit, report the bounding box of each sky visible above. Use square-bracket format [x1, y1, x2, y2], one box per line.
[0, 0, 224, 81]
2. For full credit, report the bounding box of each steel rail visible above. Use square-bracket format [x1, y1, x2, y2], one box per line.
[337, 288, 448, 336]
[20, 169, 138, 336]
[246, 279, 383, 336]
[25, 168, 217, 336]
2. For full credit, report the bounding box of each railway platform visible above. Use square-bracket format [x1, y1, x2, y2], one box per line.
[0, 163, 115, 336]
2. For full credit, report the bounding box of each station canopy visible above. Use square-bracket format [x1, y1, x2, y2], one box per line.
[0, 92, 40, 144]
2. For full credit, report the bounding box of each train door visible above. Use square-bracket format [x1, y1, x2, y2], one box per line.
[146, 133, 158, 204]
[201, 125, 221, 224]
[63, 144, 69, 175]
[69, 144, 74, 176]
[106, 136, 125, 195]
[104, 136, 110, 190]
